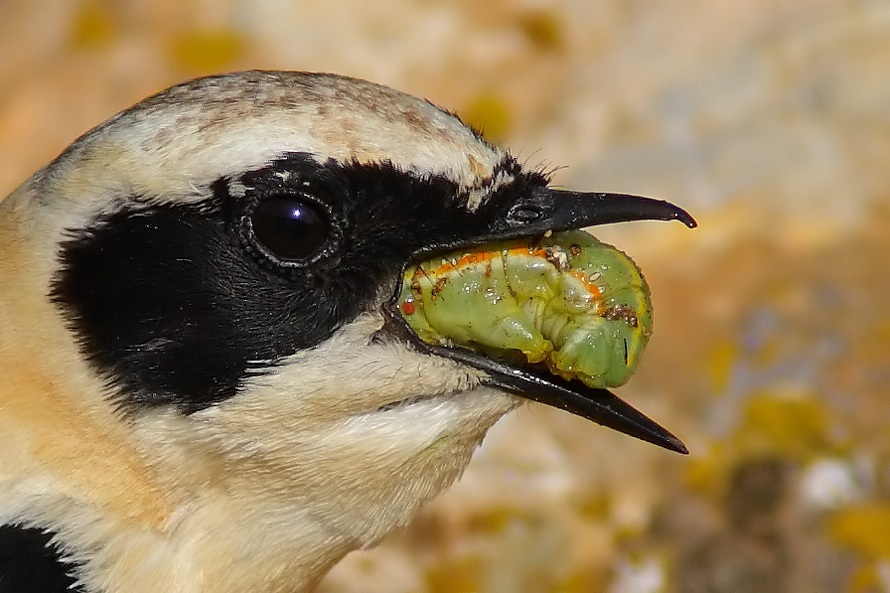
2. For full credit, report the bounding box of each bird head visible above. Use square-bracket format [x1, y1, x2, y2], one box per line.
[0, 71, 693, 593]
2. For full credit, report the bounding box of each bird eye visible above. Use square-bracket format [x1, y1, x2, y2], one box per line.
[250, 196, 329, 263]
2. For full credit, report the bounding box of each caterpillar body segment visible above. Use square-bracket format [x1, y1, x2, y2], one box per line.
[397, 230, 653, 389]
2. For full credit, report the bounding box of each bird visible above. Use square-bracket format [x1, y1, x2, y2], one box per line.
[0, 71, 695, 593]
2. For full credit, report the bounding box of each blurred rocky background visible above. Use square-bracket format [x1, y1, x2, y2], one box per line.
[2, 1, 888, 591]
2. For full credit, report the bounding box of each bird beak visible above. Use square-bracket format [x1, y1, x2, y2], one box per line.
[482, 187, 697, 243]
[387, 189, 696, 454]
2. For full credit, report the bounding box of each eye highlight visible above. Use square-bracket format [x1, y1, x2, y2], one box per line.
[249, 196, 330, 264]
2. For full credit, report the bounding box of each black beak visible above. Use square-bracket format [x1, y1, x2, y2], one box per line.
[485, 187, 697, 240]
[389, 189, 696, 454]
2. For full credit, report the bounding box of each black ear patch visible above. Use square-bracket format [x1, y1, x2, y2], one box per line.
[0, 525, 82, 593]
[51, 195, 308, 412]
[50, 153, 546, 414]
[49, 155, 496, 413]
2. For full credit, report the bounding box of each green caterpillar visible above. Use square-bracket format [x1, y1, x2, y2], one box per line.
[397, 230, 653, 389]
